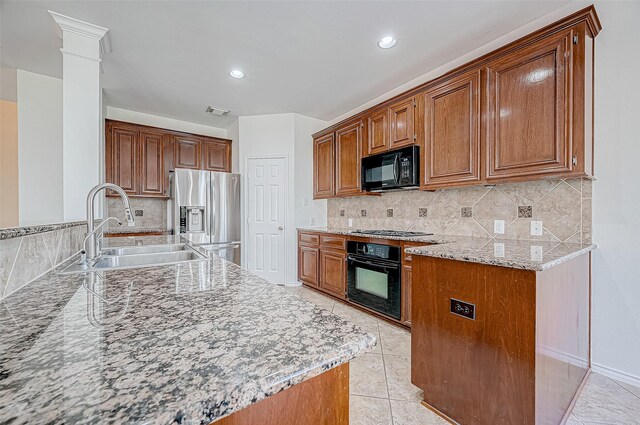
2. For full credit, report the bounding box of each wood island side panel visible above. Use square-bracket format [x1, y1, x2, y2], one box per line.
[213, 363, 349, 425]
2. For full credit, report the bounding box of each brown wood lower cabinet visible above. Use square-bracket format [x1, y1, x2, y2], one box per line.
[298, 246, 320, 288]
[319, 249, 346, 299]
[411, 254, 590, 425]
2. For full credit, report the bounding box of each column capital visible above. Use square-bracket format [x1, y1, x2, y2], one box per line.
[49, 11, 110, 59]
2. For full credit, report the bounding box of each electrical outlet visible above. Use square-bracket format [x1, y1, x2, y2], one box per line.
[303, 197, 309, 207]
[134, 210, 144, 217]
[530, 245, 543, 261]
[494, 220, 505, 234]
[493, 242, 505, 258]
[310, 217, 315, 225]
[530, 221, 543, 236]
[348, 218, 353, 227]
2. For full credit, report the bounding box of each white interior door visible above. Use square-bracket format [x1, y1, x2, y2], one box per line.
[246, 157, 286, 283]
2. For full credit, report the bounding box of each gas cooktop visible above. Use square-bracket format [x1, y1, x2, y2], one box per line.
[350, 229, 433, 238]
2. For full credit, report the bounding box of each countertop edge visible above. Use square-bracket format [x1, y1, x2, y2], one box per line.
[405, 243, 598, 271]
[0, 220, 86, 240]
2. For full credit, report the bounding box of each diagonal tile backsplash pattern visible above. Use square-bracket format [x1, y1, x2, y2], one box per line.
[107, 197, 168, 231]
[0, 224, 85, 299]
[328, 178, 592, 244]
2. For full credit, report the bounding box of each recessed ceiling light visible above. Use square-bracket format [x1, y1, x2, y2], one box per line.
[378, 36, 397, 49]
[229, 69, 245, 79]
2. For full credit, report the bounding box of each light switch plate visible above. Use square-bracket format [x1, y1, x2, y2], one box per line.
[303, 197, 309, 207]
[494, 220, 505, 234]
[348, 218, 353, 227]
[310, 217, 316, 225]
[531, 221, 543, 236]
[531, 245, 543, 261]
[493, 243, 505, 257]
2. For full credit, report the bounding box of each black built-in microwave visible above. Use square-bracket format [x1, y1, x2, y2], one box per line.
[361, 146, 419, 191]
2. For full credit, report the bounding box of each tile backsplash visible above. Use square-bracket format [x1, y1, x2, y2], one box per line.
[328, 178, 592, 244]
[107, 198, 167, 231]
[0, 224, 85, 299]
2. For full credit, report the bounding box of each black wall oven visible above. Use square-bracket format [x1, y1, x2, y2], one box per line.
[347, 241, 401, 320]
[361, 145, 419, 191]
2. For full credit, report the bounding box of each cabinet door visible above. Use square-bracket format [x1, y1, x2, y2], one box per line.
[423, 70, 481, 188]
[486, 30, 573, 180]
[107, 126, 138, 195]
[365, 108, 388, 156]
[389, 98, 415, 149]
[173, 136, 201, 169]
[402, 265, 412, 327]
[202, 139, 231, 172]
[335, 121, 362, 196]
[299, 246, 320, 287]
[313, 133, 335, 199]
[139, 131, 165, 197]
[319, 250, 346, 299]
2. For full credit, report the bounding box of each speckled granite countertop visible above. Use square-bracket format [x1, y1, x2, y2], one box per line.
[105, 227, 169, 235]
[298, 227, 596, 271]
[0, 235, 375, 424]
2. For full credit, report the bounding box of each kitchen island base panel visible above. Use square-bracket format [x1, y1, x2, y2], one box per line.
[214, 363, 349, 425]
[411, 254, 590, 425]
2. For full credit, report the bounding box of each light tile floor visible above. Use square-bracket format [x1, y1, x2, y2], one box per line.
[284, 285, 640, 425]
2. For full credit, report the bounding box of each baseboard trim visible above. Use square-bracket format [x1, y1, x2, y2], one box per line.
[592, 362, 640, 387]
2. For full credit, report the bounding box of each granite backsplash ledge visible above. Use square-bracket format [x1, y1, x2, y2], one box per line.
[328, 178, 592, 244]
[0, 223, 85, 299]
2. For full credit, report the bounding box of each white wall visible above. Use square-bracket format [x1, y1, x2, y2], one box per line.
[16, 70, 63, 225]
[294, 114, 328, 229]
[106, 106, 228, 138]
[325, 0, 640, 385]
[227, 118, 240, 173]
[590, 0, 640, 386]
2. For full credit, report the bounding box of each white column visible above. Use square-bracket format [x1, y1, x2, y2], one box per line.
[50, 11, 109, 221]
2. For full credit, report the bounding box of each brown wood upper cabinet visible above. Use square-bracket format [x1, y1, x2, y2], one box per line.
[106, 120, 232, 198]
[173, 135, 202, 169]
[313, 7, 600, 189]
[106, 125, 138, 195]
[422, 70, 481, 189]
[335, 120, 363, 196]
[139, 131, 166, 196]
[313, 133, 336, 199]
[485, 29, 575, 181]
[202, 139, 232, 172]
[388, 97, 416, 150]
[365, 107, 389, 156]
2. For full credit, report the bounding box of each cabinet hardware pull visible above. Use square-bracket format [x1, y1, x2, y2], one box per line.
[573, 35, 579, 44]
[572, 155, 578, 166]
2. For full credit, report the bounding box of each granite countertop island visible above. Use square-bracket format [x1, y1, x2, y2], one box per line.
[0, 235, 375, 424]
[298, 227, 596, 271]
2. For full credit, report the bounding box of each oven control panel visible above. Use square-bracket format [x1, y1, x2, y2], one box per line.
[347, 241, 400, 261]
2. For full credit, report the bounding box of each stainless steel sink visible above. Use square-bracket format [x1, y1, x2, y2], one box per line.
[59, 244, 207, 274]
[101, 244, 188, 256]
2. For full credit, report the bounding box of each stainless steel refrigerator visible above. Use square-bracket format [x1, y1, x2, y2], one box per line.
[169, 168, 241, 265]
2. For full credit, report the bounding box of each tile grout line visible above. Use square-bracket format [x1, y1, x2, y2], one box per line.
[2, 237, 23, 299]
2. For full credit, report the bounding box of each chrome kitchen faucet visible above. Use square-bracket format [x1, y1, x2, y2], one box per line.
[85, 183, 135, 260]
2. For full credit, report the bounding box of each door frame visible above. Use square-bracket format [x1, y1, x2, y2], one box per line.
[243, 154, 290, 284]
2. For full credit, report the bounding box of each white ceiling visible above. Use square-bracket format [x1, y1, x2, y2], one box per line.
[1, 1, 570, 128]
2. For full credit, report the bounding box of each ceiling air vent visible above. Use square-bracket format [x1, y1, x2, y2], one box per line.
[205, 106, 230, 117]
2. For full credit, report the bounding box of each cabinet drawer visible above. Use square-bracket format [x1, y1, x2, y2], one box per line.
[320, 235, 346, 250]
[299, 232, 320, 246]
